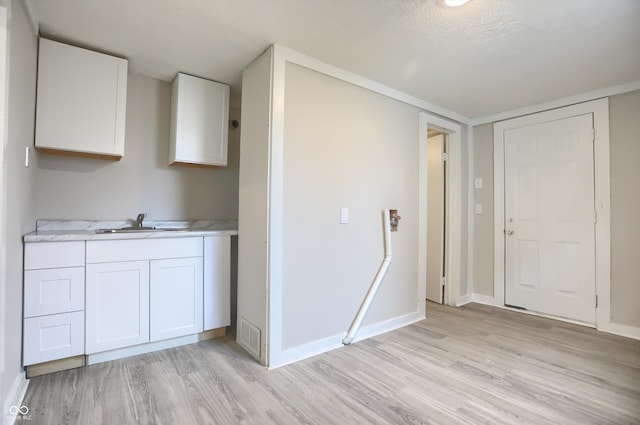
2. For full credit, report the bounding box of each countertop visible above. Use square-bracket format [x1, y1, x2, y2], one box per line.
[24, 219, 238, 243]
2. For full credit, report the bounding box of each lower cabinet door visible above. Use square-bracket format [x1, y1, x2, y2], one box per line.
[150, 257, 203, 341]
[204, 236, 231, 330]
[23, 311, 84, 366]
[86, 261, 150, 354]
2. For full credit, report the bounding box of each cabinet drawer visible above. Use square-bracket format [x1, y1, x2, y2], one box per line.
[24, 267, 85, 318]
[23, 311, 84, 366]
[25, 241, 85, 270]
[87, 237, 202, 263]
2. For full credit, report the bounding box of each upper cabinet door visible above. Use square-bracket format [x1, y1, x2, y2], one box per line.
[170, 73, 229, 167]
[35, 38, 128, 159]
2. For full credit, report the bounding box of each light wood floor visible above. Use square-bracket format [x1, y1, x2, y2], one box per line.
[19, 303, 640, 424]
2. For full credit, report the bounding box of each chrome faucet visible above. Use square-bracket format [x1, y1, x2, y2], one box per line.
[136, 213, 147, 228]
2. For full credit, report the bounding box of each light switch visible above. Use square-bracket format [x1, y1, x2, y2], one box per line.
[475, 203, 483, 214]
[475, 177, 483, 189]
[340, 208, 349, 224]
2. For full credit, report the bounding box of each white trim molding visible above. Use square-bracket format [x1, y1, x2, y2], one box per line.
[0, 3, 8, 378]
[492, 98, 611, 331]
[21, 0, 39, 37]
[3, 372, 29, 425]
[469, 294, 499, 307]
[266, 45, 285, 369]
[604, 322, 640, 341]
[472, 80, 640, 126]
[455, 294, 473, 307]
[272, 46, 471, 126]
[470, 294, 640, 341]
[270, 311, 423, 370]
[466, 127, 475, 300]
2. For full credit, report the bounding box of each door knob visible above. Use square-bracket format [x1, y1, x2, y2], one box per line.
[506, 230, 515, 235]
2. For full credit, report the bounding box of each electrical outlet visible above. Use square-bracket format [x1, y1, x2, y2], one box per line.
[390, 209, 401, 231]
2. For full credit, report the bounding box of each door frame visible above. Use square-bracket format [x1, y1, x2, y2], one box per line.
[425, 132, 446, 304]
[0, 4, 8, 374]
[493, 98, 610, 328]
[419, 112, 462, 309]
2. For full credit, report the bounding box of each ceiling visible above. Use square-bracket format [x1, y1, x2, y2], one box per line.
[26, 0, 640, 121]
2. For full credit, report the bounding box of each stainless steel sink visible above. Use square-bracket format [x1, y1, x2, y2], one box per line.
[95, 227, 159, 234]
[94, 227, 186, 234]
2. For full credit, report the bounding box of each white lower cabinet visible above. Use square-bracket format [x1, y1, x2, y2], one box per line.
[23, 241, 85, 366]
[23, 311, 84, 365]
[85, 261, 150, 354]
[85, 237, 205, 355]
[25, 235, 231, 369]
[150, 257, 203, 341]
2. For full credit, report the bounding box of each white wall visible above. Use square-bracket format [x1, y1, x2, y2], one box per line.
[609, 90, 640, 328]
[37, 74, 241, 221]
[1, 0, 38, 419]
[471, 123, 494, 297]
[280, 63, 421, 350]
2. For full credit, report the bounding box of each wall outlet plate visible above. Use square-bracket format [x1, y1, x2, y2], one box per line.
[340, 207, 349, 224]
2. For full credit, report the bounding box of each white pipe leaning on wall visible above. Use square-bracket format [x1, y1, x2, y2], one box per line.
[343, 209, 393, 345]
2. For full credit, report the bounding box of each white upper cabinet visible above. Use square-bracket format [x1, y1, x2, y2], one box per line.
[35, 38, 128, 159]
[170, 73, 229, 166]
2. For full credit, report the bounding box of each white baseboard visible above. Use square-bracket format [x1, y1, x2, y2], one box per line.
[468, 293, 640, 341]
[87, 334, 200, 365]
[601, 321, 640, 341]
[3, 371, 29, 425]
[470, 294, 500, 306]
[269, 311, 424, 370]
[470, 294, 594, 327]
[269, 333, 345, 370]
[455, 294, 473, 306]
[351, 311, 424, 343]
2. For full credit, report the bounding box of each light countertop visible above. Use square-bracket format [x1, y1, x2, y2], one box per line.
[24, 219, 238, 243]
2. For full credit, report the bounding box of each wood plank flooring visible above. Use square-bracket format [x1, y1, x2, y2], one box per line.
[18, 303, 640, 424]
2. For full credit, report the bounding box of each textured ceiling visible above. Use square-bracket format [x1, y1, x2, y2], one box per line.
[26, 0, 640, 120]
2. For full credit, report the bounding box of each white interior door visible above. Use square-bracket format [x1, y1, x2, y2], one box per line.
[504, 113, 596, 323]
[426, 134, 445, 303]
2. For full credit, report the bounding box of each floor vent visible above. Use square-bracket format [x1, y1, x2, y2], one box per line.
[238, 317, 261, 359]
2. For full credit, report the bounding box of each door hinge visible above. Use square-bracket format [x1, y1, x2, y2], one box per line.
[442, 152, 449, 162]
[595, 294, 598, 308]
[591, 128, 596, 142]
[594, 210, 598, 224]
[440, 277, 446, 286]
